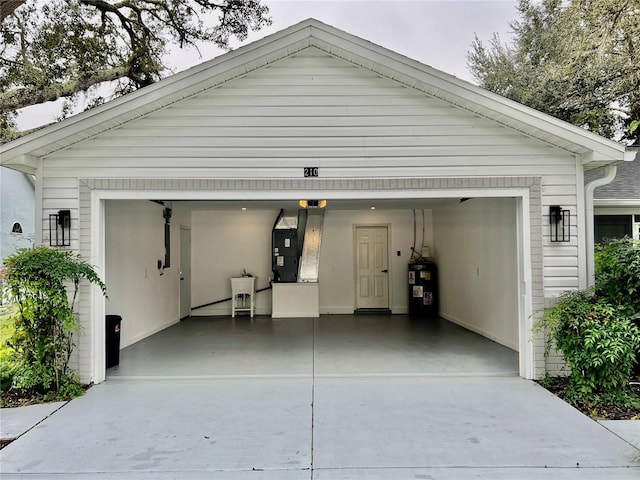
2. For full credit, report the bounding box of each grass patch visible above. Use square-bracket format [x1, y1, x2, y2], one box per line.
[0, 304, 17, 361]
[0, 304, 18, 402]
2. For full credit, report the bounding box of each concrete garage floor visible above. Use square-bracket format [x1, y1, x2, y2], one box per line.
[2, 315, 639, 479]
[107, 315, 520, 378]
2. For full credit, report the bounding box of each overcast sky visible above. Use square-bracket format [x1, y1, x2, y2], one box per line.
[16, 0, 518, 130]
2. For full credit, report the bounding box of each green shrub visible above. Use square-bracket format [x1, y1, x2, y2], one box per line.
[1, 246, 106, 399]
[595, 237, 640, 318]
[536, 237, 640, 408]
[0, 360, 16, 392]
[538, 290, 640, 407]
[0, 307, 17, 393]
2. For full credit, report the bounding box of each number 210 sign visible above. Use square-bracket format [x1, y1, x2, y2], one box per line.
[304, 167, 319, 177]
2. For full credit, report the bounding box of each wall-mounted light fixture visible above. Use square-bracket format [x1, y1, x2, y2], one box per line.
[49, 209, 71, 247]
[549, 205, 570, 242]
[299, 199, 327, 209]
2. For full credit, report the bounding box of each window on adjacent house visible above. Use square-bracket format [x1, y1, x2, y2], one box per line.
[594, 215, 632, 244]
[11, 222, 23, 234]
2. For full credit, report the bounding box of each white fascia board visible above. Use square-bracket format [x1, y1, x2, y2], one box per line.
[594, 199, 640, 207]
[580, 150, 635, 171]
[0, 154, 39, 174]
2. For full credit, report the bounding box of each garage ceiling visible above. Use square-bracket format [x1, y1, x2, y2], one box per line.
[171, 198, 461, 211]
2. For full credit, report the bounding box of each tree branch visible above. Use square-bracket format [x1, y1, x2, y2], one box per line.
[0, 65, 129, 113]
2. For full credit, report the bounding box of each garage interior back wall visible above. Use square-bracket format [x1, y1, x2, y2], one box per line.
[190, 207, 429, 316]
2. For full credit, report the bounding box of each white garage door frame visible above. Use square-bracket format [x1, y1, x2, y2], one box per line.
[85, 178, 541, 384]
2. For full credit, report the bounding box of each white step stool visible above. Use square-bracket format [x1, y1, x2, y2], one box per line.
[231, 276, 255, 318]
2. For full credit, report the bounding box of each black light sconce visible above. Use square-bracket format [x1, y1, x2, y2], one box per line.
[549, 205, 570, 242]
[49, 209, 71, 247]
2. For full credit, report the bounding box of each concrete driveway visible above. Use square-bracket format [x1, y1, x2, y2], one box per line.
[1, 375, 639, 479]
[2, 317, 639, 478]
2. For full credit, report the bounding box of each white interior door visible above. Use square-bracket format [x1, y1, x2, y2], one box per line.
[355, 226, 389, 310]
[180, 226, 191, 319]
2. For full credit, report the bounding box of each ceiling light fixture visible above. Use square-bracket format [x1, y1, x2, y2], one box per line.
[299, 200, 327, 209]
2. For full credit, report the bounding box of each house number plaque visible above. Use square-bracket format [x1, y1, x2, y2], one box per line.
[304, 167, 319, 177]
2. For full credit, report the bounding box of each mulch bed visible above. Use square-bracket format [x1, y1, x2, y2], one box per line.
[1, 391, 49, 409]
[1, 383, 92, 408]
[538, 374, 640, 420]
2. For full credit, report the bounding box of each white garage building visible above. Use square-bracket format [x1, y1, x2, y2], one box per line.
[1, 19, 633, 384]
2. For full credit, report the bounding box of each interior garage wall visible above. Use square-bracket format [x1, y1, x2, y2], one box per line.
[190, 207, 432, 316]
[105, 200, 187, 348]
[190, 208, 278, 315]
[432, 198, 518, 350]
[319, 209, 431, 313]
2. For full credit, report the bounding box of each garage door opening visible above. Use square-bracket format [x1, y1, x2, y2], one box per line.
[102, 194, 526, 379]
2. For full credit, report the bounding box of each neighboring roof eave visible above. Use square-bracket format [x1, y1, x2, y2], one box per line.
[594, 199, 640, 206]
[0, 18, 631, 166]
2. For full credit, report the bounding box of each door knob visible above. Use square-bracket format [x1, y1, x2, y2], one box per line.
[381, 269, 388, 273]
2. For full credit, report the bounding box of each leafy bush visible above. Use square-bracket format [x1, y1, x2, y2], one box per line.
[1, 247, 106, 399]
[536, 237, 640, 408]
[539, 290, 640, 407]
[0, 306, 18, 393]
[0, 360, 16, 393]
[595, 237, 640, 318]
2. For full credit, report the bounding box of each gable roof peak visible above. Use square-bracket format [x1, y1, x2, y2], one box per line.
[1, 17, 632, 170]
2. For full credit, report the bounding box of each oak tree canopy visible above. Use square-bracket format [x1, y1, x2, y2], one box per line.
[468, 0, 639, 145]
[0, 0, 271, 141]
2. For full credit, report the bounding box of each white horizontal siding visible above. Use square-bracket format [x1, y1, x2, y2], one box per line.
[75, 134, 545, 149]
[47, 151, 567, 165]
[44, 53, 579, 302]
[40, 170, 80, 250]
[134, 115, 482, 128]
[542, 175, 581, 186]
[542, 184, 577, 196]
[540, 157, 579, 295]
[38, 49, 581, 377]
[47, 54, 575, 168]
[38, 165, 580, 181]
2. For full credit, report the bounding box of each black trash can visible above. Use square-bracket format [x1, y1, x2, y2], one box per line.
[105, 315, 122, 368]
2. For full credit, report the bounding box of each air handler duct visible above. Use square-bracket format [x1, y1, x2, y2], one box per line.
[271, 208, 325, 318]
[271, 209, 305, 283]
